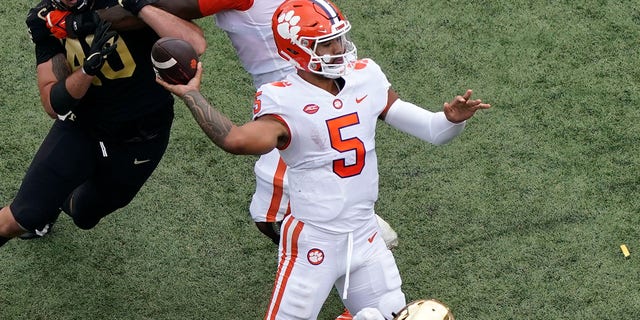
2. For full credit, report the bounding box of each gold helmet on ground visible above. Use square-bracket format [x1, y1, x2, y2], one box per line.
[393, 299, 454, 320]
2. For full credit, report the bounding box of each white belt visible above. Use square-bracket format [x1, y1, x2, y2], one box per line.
[342, 232, 353, 299]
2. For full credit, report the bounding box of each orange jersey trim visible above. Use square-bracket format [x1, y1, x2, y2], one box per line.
[265, 157, 287, 222]
[268, 114, 291, 150]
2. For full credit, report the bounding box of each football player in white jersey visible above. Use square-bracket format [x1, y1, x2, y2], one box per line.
[158, 0, 490, 318]
[110, 0, 400, 249]
[213, 0, 399, 249]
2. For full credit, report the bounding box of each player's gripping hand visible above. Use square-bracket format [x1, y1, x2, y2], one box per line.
[46, 10, 71, 39]
[82, 20, 118, 76]
[118, 0, 158, 15]
[66, 11, 100, 39]
[156, 61, 203, 98]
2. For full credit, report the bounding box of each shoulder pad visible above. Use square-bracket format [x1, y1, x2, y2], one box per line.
[26, 1, 55, 43]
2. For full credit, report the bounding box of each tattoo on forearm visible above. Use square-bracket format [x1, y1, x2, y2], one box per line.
[51, 54, 71, 81]
[183, 91, 233, 148]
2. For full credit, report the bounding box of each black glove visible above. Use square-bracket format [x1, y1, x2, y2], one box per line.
[118, 0, 158, 15]
[82, 20, 118, 76]
[65, 11, 100, 39]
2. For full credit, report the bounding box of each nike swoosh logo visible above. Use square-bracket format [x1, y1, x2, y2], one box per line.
[368, 231, 378, 243]
[356, 95, 368, 104]
[134, 158, 151, 165]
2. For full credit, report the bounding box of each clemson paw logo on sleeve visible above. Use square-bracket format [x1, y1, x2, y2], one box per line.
[276, 10, 301, 43]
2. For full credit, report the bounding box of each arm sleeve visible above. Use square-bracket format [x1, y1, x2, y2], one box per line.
[383, 98, 466, 145]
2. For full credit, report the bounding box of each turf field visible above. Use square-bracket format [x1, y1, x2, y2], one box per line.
[2, 0, 640, 319]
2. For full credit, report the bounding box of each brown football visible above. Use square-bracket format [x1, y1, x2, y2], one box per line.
[151, 37, 198, 85]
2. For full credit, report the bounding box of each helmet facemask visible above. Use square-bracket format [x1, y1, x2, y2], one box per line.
[300, 22, 357, 79]
[51, 0, 94, 12]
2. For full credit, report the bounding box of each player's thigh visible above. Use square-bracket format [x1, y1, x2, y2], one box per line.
[267, 216, 338, 319]
[93, 126, 171, 205]
[11, 120, 96, 230]
[338, 240, 405, 317]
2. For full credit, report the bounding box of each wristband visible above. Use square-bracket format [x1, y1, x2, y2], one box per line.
[50, 80, 81, 115]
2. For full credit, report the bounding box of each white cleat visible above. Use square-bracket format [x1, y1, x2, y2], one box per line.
[375, 214, 398, 250]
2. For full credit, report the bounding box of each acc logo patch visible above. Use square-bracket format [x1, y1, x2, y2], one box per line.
[303, 104, 319, 114]
[307, 248, 325, 265]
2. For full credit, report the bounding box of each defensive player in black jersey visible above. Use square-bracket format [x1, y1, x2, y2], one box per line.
[0, 0, 205, 247]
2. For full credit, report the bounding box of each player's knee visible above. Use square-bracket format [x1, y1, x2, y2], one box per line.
[72, 216, 101, 230]
[68, 206, 114, 230]
[68, 192, 132, 230]
[377, 290, 406, 319]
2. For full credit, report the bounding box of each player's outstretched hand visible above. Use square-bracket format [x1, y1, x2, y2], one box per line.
[156, 61, 203, 98]
[443, 89, 491, 123]
[82, 19, 118, 76]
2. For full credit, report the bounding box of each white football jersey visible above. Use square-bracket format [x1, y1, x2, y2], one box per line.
[253, 59, 391, 232]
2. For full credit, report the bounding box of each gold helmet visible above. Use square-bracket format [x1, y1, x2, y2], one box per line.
[393, 299, 454, 320]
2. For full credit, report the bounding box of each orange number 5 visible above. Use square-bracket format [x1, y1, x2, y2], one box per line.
[326, 113, 365, 178]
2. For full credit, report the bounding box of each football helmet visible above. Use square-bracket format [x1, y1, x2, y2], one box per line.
[272, 0, 357, 79]
[51, 0, 94, 12]
[393, 299, 455, 320]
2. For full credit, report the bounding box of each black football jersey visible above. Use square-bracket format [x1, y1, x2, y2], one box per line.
[26, 0, 174, 125]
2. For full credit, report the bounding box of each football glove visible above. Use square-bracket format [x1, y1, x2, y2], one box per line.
[82, 19, 118, 76]
[66, 11, 100, 39]
[45, 10, 71, 39]
[118, 0, 158, 15]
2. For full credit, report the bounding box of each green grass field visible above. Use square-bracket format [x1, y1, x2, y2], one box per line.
[2, 0, 640, 319]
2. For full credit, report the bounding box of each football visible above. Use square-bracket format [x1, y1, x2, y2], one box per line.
[151, 37, 199, 85]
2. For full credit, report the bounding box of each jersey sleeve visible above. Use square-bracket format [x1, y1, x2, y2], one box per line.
[354, 58, 393, 116]
[26, 2, 64, 65]
[198, 0, 253, 16]
[252, 83, 288, 121]
[359, 58, 391, 91]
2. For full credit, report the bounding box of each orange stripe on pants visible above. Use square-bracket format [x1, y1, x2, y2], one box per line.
[266, 217, 303, 320]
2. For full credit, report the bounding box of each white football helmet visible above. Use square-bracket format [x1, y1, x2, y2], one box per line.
[393, 299, 455, 320]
